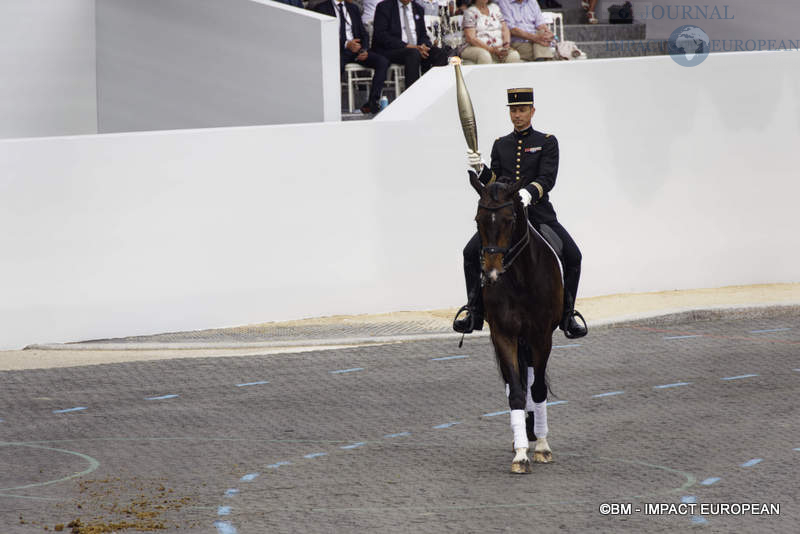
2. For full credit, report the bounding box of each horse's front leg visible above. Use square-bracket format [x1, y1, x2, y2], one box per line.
[492, 331, 530, 474]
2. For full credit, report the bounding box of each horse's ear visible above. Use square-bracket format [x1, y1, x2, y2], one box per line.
[507, 178, 527, 195]
[469, 170, 484, 195]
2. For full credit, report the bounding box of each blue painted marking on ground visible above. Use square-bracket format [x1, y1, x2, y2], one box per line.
[483, 410, 510, 417]
[145, 394, 179, 400]
[721, 374, 759, 381]
[266, 461, 291, 469]
[433, 422, 461, 429]
[749, 327, 791, 334]
[236, 380, 269, 387]
[340, 442, 366, 450]
[700, 477, 720, 486]
[304, 452, 328, 459]
[591, 391, 624, 398]
[547, 400, 568, 406]
[690, 516, 708, 525]
[740, 458, 763, 467]
[384, 432, 411, 438]
[240, 473, 259, 482]
[663, 335, 702, 340]
[214, 520, 237, 534]
[681, 495, 697, 504]
[654, 382, 691, 389]
[52, 407, 87, 414]
[224, 488, 239, 497]
[793, 448, 800, 452]
[794, 369, 800, 373]
[217, 506, 232, 516]
[553, 343, 582, 349]
[431, 355, 469, 361]
[329, 367, 364, 374]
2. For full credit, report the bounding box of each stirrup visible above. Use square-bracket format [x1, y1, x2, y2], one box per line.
[453, 304, 470, 328]
[563, 310, 588, 339]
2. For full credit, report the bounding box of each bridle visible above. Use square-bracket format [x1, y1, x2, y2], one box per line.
[477, 200, 530, 270]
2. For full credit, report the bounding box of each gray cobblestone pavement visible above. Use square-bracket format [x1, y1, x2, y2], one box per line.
[1, 310, 798, 533]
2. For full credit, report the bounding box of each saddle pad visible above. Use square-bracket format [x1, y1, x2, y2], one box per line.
[528, 221, 564, 284]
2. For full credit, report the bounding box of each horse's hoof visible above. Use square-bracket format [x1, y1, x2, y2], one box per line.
[510, 458, 532, 474]
[533, 450, 553, 463]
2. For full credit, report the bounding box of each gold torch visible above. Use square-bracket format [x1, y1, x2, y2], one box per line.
[449, 57, 482, 173]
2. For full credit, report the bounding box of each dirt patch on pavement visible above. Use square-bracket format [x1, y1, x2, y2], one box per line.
[18, 477, 201, 533]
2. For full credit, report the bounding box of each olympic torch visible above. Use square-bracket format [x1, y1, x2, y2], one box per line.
[449, 57, 481, 173]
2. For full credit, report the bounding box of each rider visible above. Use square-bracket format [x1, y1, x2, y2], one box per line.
[453, 87, 587, 339]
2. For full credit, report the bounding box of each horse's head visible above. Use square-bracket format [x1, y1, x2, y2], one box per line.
[470, 173, 526, 285]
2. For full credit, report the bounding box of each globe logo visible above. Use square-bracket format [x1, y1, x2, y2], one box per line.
[668, 25, 710, 67]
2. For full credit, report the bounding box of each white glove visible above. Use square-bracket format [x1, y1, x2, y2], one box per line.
[519, 188, 532, 207]
[467, 149, 484, 172]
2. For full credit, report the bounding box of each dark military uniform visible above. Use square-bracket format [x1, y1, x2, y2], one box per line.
[483, 126, 559, 224]
[456, 125, 586, 337]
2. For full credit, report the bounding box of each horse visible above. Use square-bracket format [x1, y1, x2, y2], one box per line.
[469, 174, 563, 474]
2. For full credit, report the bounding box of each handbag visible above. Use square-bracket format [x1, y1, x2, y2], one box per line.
[608, 1, 634, 24]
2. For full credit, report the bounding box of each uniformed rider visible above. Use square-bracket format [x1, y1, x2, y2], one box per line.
[453, 87, 588, 339]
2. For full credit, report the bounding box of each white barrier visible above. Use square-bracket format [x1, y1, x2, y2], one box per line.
[96, 0, 341, 131]
[1, 51, 798, 349]
[0, 0, 339, 140]
[0, 0, 96, 139]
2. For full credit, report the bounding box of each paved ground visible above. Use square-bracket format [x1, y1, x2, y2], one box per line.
[1, 310, 798, 533]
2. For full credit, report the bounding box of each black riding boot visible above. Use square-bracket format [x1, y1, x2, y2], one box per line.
[453, 258, 484, 334]
[561, 267, 587, 339]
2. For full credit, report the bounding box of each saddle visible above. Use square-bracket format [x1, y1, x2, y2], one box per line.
[529, 222, 564, 284]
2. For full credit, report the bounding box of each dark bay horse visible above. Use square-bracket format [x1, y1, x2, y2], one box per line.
[470, 174, 563, 474]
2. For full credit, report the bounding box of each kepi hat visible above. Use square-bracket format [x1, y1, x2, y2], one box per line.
[506, 87, 534, 106]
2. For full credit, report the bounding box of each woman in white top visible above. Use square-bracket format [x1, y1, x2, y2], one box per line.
[460, 0, 521, 64]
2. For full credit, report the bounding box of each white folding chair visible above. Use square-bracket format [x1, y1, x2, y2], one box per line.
[388, 64, 405, 97]
[542, 12, 564, 43]
[424, 15, 442, 48]
[343, 63, 374, 113]
[450, 14, 463, 33]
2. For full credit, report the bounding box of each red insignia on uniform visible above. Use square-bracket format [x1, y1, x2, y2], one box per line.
[525, 147, 543, 153]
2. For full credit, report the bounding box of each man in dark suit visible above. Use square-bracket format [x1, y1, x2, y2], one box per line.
[372, 0, 448, 87]
[313, 0, 389, 114]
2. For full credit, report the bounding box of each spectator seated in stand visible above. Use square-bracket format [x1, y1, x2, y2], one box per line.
[495, 0, 555, 61]
[372, 0, 448, 87]
[460, 0, 521, 64]
[313, 0, 389, 114]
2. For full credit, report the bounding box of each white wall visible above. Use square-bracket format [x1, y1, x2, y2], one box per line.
[0, 0, 97, 139]
[1, 52, 798, 349]
[96, 0, 340, 132]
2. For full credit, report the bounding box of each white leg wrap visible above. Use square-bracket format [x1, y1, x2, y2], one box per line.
[510, 409, 529, 450]
[525, 367, 535, 411]
[533, 400, 548, 438]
